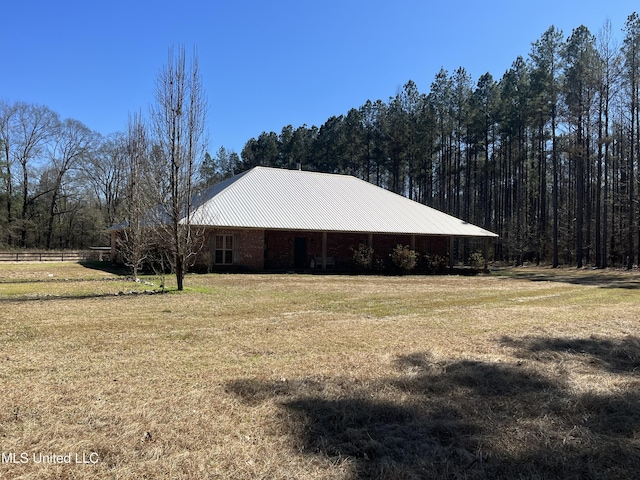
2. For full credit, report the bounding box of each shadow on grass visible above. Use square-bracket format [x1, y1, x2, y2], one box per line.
[499, 268, 640, 289]
[500, 335, 640, 375]
[227, 337, 640, 479]
[78, 260, 130, 276]
[0, 290, 164, 303]
[0, 262, 165, 302]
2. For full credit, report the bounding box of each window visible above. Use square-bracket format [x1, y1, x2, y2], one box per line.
[214, 235, 234, 264]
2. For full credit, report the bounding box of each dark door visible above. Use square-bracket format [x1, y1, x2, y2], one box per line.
[294, 237, 307, 269]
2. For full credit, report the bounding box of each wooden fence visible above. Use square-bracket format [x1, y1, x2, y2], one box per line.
[0, 250, 108, 262]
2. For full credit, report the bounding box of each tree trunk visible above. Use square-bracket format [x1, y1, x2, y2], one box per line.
[176, 253, 184, 291]
[552, 106, 559, 268]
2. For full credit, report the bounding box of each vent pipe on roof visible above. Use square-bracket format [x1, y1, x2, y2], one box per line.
[296, 162, 301, 171]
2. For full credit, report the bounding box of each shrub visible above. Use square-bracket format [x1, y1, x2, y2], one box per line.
[390, 245, 418, 274]
[469, 252, 485, 270]
[423, 253, 449, 274]
[352, 243, 374, 271]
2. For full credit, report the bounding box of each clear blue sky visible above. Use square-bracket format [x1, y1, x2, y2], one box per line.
[2, 0, 637, 156]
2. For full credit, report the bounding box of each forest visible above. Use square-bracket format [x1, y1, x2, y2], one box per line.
[2, 13, 640, 268]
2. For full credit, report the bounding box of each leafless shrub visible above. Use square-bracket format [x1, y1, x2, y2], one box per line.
[351, 243, 374, 271]
[390, 244, 418, 274]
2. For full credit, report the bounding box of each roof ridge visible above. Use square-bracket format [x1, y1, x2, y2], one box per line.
[252, 165, 356, 179]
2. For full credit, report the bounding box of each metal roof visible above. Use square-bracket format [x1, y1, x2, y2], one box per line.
[187, 166, 498, 237]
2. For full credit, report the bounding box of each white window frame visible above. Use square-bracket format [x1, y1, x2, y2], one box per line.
[214, 234, 235, 265]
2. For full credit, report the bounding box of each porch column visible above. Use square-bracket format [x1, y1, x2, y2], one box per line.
[483, 237, 489, 271]
[410, 235, 416, 250]
[110, 230, 116, 262]
[449, 236, 455, 272]
[322, 231, 328, 269]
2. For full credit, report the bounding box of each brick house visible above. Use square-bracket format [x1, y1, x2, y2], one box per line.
[182, 167, 497, 272]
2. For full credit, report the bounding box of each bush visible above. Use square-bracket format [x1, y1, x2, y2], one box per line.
[351, 243, 374, 271]
[390, 245, 418, 274]
[469, 252, 485, 270]
[423, 253, 449, 274]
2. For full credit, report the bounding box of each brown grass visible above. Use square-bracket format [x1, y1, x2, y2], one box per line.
[1, 263, 640, 479]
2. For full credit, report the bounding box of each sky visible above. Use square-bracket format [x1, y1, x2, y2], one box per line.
[2, 0, 638, 156]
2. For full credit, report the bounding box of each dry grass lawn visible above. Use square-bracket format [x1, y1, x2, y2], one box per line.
[1, 263, 639, 479]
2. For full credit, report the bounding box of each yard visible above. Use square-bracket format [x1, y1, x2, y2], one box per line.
[0, 263, 639, 479]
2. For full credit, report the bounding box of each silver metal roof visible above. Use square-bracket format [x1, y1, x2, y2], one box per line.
[187, 166, 498, 237]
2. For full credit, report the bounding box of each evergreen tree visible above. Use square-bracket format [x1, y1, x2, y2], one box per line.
[530, 26, 564, 266]
[563, 25, 598, 267]
[622, 13, 640, 269]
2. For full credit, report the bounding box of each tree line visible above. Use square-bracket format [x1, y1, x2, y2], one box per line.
[0, 47, 207, 290]
[3, 14, 640, 269]
[0, 102, 101, 249]
[231, 13, 640, 268]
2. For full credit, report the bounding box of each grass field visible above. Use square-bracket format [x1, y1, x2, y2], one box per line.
[0, 263, 639, 479]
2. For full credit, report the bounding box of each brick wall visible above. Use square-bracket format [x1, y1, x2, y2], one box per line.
[326, 232, 369, 267]
[237, 229, 265, 270]
[264, 231, 325, 269]
[265, 231, 451, 271]
[199, 228, 265, 271]
[264, 231, 293, 269]
[198, 229, 452, 272]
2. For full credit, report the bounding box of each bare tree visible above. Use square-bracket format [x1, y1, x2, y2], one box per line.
[0, 101, 59, 246]
[117, 112, 154, 280]
[46, 118, 97, 249]
[0, 100, 17, 244]
[81, 132, 127, 231]
[150, 45, 208, 291]
[15, 104, 59, 246]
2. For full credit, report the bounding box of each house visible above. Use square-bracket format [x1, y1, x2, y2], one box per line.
[181, 166, 497, 272]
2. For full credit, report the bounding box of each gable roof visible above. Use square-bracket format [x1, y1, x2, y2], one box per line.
[188, 166, 498, 238]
